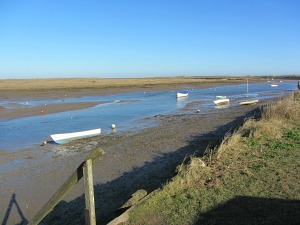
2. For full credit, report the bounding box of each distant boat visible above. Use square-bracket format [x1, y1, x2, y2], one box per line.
[239, 79, 259, 105]
[213, 98, 229, 105]
[245, 93, 258, 97]
[239, 100, 259, 105]
[176, 91, 188, 98]
[271, 84, 278, 87]
[49, 128, 101, 144]
[244, 79, 258, 97]
[215, 96, 227, 99]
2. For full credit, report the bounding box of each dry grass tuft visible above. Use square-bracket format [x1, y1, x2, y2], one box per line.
[215, 133, 243, 161]
[163, 156, 211, 195]
[241, 118, 285, 140]
[262, 94, 300, 120]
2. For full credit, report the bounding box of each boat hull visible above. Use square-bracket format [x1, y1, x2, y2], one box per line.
[50, 128, 101, 144]
[239, 100, 258, 105]
[215, 96, 227, 99]
[176, 91, 188, 98]
[213, 98, 229, 105]
[245, 93, 258, 97]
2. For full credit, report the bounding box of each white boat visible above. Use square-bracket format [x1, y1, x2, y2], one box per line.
[239, 79, 259, 105]
[271, 84, 278, 87]
[245, 93, 258, 97]
[239, 100, 259, 105]
[244, 79, 258, 97]
[176, 91, 188, 98]
[49, 128, 101, 144]
[215, 96, 227, 99]
[213, 98, 229, 105]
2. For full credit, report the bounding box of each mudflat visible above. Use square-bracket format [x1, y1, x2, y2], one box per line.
[0, 76, 260, 120]
[0, 77, 266, 224]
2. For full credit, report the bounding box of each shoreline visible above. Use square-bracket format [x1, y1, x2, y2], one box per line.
[0, 78, 264, 120]
[0, 101, 105, 120]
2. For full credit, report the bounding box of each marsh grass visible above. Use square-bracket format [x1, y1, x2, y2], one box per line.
[0, 76, 254, 91]
[126, 92, 300, 225]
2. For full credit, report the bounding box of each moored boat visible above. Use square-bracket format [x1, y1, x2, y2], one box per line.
[239, 100, 259, 105]
[49, 128, 101, 144]
[176, 91, 188, 98]
[244, 79, 258, 97]
[213, 98, 229, 105]
[215, 96, 227, 99]
[245, 93, 258, 97]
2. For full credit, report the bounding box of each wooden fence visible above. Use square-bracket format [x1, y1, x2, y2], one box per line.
[28, 147, 104, 225]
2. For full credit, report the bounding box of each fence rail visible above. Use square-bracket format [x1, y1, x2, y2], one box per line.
[28, 147, 104, 225]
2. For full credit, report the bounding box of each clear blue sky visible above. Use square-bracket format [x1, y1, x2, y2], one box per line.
[0, 0, 299, 79]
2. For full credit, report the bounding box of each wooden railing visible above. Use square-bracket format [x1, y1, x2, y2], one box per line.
[28, 147, 104, 225]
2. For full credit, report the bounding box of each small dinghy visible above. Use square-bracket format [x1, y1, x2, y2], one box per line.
[176, 91, 188, 98]
[215, 96, 227, 99]
[244, 79, 258, 97]
[213, 98, 229, 105]
[239, 100, 259, 105]
[48, 128, 101, 144]
[245, 93, 258, 97]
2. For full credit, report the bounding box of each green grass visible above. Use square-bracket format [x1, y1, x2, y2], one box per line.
[126, 93, 300, 225]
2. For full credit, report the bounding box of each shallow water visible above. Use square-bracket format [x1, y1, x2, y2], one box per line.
[0, 81, 297, 151]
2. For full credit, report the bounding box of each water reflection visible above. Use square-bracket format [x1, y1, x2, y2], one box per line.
[176, 96, 188, 108]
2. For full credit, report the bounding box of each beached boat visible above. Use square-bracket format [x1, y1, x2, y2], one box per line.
[49, 128, 101, 144]
[176, 91, 188, 98]
[239, 100, 259, 105]
[213, 98, 229, 105]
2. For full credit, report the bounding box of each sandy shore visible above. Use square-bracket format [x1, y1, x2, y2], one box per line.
[0, 78, 273, 224]
[0, 102, 105, 119]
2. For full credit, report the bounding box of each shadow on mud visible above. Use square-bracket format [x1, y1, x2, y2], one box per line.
[1, 193, 28, 225]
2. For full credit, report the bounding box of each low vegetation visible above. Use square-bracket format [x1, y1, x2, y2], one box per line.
[0, 76, 258, 91]
[126, 92, 300, 225]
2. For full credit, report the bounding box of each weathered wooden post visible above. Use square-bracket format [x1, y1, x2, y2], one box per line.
[83, 158, 96, 225]
[28, 147, 104, 225]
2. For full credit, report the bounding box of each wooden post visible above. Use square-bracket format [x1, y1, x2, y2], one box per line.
[28, 147, 104, 225]
[83, 159, 96, 225]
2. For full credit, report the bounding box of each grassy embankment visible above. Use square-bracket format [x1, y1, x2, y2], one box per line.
[126, 92, 300, 225]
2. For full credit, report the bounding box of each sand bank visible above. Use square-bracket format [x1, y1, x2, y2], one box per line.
[0, 102, 103, 119]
